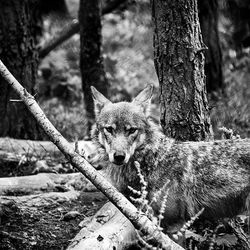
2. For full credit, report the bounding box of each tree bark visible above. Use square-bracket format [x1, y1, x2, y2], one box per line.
[152, 0, 213, 141]
[198, 0, 224, 93]
[79, 0, 109, 132]
[0, 0, 42, 139]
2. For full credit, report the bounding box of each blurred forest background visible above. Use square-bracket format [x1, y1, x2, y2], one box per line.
[1, 0, 249, 142]
[37, 0, 249, 141]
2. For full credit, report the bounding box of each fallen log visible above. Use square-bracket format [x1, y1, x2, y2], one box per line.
[67, 202, 136, 250]
[0, 138, 97, 176]
[0, 173, 96, 195]
[0, 150, 33, 164]
[0, 190, 80, 209]
[0, 137, 96, 159]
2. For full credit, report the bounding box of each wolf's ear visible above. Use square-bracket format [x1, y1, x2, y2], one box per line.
[91, 86, 111, 116]
[132, 85, 153, 117]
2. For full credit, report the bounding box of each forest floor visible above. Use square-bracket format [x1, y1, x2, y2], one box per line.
[0, 0, 250, 249]
[0, 192, 106, 250]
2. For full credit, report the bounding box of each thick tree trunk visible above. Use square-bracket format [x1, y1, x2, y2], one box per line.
[0, 0, 42, 139]
[198, 0, 224, 93]
[152, 0, 213, 141]
[79, 0, 109, 132]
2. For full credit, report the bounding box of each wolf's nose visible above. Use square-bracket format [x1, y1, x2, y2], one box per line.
[113, 152, 126, 165]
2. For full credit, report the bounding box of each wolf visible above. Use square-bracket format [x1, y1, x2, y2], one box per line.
[90, 85, 250, 233]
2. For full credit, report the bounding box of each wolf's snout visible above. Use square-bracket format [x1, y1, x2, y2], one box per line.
[113, 151, 126, 165]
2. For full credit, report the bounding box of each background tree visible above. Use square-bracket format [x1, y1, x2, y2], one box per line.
[36, 0, 69, 17]
[0, 0, 42, 139]
[79, 0, 109, 133]
[198, 0, 224, 93]
[152, 0, 213, 141]
[227, 0, 250, 50]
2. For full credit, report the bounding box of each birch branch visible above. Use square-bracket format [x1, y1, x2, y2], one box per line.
[0, 59, 184, 250]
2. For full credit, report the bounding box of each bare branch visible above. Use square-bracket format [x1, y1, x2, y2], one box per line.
[0, 59, 184, 250]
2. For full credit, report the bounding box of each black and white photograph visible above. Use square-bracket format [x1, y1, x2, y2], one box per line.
[0, 0, 249, 249]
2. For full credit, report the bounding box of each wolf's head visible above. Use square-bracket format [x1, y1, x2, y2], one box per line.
[91, 86, 153, 166]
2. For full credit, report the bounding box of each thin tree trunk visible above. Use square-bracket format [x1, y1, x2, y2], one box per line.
[152, 0, 213, 141]
[79, 0, 109, 132]
[198, 0, 224, 93]
[0, 0, 42, 139]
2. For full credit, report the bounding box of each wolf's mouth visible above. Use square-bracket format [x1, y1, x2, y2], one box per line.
[112, 160, 125, 166]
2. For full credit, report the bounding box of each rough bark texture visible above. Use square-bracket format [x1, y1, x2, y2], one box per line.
[0, 0, 42, 139]
[152, 0, 213, 141]
[198, 0, 224, 93]
[79, 0, 109, 131]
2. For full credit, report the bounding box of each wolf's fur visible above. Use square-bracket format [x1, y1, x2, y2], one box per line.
[90, 85, 250, 233]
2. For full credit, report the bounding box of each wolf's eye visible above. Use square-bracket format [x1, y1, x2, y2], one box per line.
[105, 127, 113, 134]
[128, 128, 137, 135]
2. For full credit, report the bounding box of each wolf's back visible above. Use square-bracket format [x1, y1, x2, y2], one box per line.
[90, 85, 250, 232]
[118, 137, 250, 230]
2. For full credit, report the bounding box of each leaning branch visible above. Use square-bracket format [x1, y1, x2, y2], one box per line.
[0, 60, 183, 250]
[39, 0, 127, 59]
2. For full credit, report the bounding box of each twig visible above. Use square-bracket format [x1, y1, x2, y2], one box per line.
[9, 99, 23, 102]
[228, 219, 250, 250]
[39, 0, 128, 59]
[0, 59, 184, 250]
[172, 208, 205, 241]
